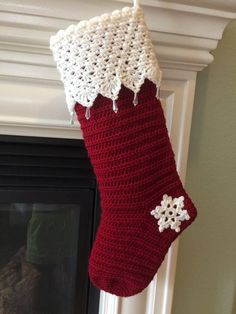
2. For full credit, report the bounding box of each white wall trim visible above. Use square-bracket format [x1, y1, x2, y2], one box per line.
[99, 292, 120, 314]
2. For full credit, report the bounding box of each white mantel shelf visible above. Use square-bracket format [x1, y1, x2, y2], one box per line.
[0, 1, 235, 314]
[0, 0, 235, 139]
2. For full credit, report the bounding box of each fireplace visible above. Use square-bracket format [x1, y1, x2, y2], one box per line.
[0, 135, 100, 314]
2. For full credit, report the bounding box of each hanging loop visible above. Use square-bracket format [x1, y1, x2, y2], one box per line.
[133, 0, 139, 7]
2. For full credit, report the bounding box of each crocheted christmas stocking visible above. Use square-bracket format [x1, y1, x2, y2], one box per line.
[50, 3, 197, 297]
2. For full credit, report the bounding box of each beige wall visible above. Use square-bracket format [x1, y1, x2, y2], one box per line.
[172, 20, 236, 314]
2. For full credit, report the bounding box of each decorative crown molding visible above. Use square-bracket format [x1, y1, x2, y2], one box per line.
[0, 0, 235, 138]
[1, 0, 235, 74]
[157, 0, 236, 13]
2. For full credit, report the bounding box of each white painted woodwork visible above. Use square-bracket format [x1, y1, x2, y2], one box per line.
[162, 0, 236, 12]
[0, 1, 235, 313]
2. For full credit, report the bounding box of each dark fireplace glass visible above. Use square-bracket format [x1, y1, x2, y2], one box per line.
[0, 135, 101, 314]
[0, 203, 80, 314]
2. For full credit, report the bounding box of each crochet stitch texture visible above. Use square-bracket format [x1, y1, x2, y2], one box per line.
[50, 6, 162, 117]
[75, 80, 197, 296]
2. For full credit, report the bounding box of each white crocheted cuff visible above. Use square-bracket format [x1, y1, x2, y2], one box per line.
[50, 6, 162, 118]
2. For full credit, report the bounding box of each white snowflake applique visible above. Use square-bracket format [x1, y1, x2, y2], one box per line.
[150, 194, 190, 233]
